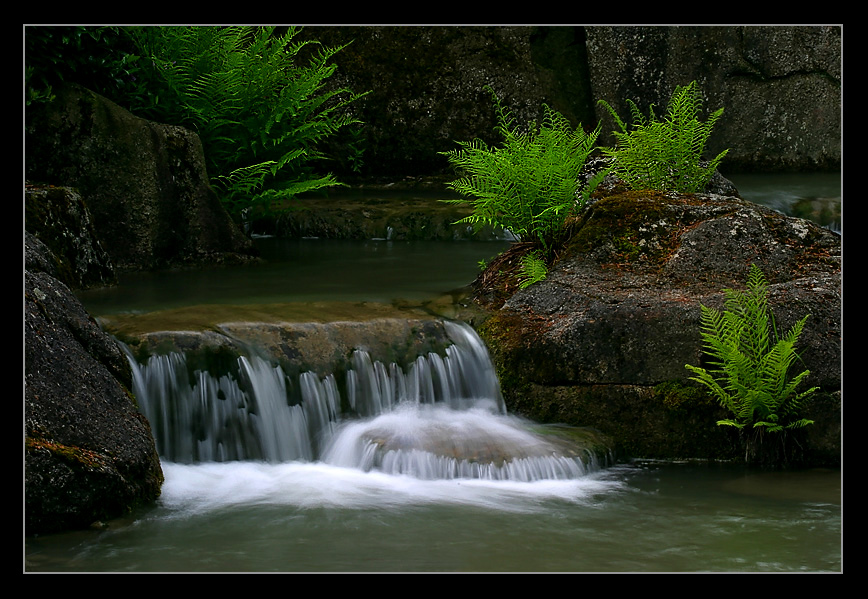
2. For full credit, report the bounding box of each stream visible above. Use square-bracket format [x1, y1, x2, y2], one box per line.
[26, 173, 842, 573]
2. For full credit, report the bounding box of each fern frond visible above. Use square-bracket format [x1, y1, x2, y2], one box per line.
[128, 25, 367, 215]
[441, 87, 602, 247]
[517, 251, 549, 289]
[685, 264, 818, 435]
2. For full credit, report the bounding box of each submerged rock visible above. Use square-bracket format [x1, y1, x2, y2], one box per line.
[258, 193, 508, 241]
[325, 405, 613, 480]
[118, 317, 454, 380]
[363, 417, 611, 465]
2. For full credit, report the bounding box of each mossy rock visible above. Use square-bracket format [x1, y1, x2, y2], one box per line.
[469, 190, 840, 465]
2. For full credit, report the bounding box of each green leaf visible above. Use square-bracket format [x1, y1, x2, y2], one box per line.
[125, 25, 369, 215]
[517, 251, 549, 289]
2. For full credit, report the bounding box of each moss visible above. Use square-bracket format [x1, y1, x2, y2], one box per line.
[565, 191, 721, 269]
[654, 380, 714, 412]
[26, 436, 112, 471]
[471, 190, 727, 308]
[476, 311, 527, 388]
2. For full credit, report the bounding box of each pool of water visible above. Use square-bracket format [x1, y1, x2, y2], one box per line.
[77, 237, 511, 317]
[77, 172, 841, 319]
[25, 461, 841, 572]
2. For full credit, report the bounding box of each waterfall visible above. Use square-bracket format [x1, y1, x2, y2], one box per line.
[130, 350, 317, 463]
[127, 321, 605, 480]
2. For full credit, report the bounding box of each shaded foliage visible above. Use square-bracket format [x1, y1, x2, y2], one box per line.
[126, 26, 368, 216]
[25, 26, 147, 109]
[25, 25, 368, 217]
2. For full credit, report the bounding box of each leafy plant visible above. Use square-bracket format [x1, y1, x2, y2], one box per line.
[126, 26, 368, 216]
[598, 80, 728, 193]
[685, 264, 817, 437]
[517, 251, 549, 289]
[440, 86, 608, 264]
[25, 26, 147, 109]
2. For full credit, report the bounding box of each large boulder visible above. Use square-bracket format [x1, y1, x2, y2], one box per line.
[298, 25, 839, 180]
[25, 83, 257, 272]
[472, 190, 841, 465]
[299, 26, 595, 180]
[25, 232, 163, 535]
[586, 26, 841, 172]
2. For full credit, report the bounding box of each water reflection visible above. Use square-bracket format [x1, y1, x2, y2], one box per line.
[728, 172, 841, 233]
[77, 238, 510, 317]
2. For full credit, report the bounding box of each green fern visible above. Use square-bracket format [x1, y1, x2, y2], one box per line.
[685, 264, 817, 433]
[517, 251, 549, 289]
[598, 80, 728, 193]
[126, 26, 368, 216]
[440, 86, 608, 253]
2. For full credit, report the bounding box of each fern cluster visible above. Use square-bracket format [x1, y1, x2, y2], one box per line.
[685, 264, 817, 433]
[126, 26, 367, 216]
[441, 87, 606, 252]
[440, 87, 607, 286]
[598, 80, 728, 193]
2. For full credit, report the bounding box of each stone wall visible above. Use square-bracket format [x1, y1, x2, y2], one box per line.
[586, 26, 841, 172]
[298, 25, 841, 179]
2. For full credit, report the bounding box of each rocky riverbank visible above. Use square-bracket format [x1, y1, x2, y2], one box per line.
[25, 233, 164, 535]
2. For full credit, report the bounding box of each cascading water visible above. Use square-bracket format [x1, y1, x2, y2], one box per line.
[128, 321, 606, 481]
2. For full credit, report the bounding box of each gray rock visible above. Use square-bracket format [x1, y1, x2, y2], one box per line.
[24, 233, 163, 535]
[123, 318, 454, 379]
[25, 83, 258, 272]
[585, 26, 841, 172]
[25, 185, 116, 290]
[300, 25, 839, 179]
[473, 191, 841, 464]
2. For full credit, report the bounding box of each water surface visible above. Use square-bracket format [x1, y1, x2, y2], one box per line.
[728, 172, 841, 232]
[78, 238, 509, 317]
[25, 461, 840, 572]
[76, 172, 841, 318]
